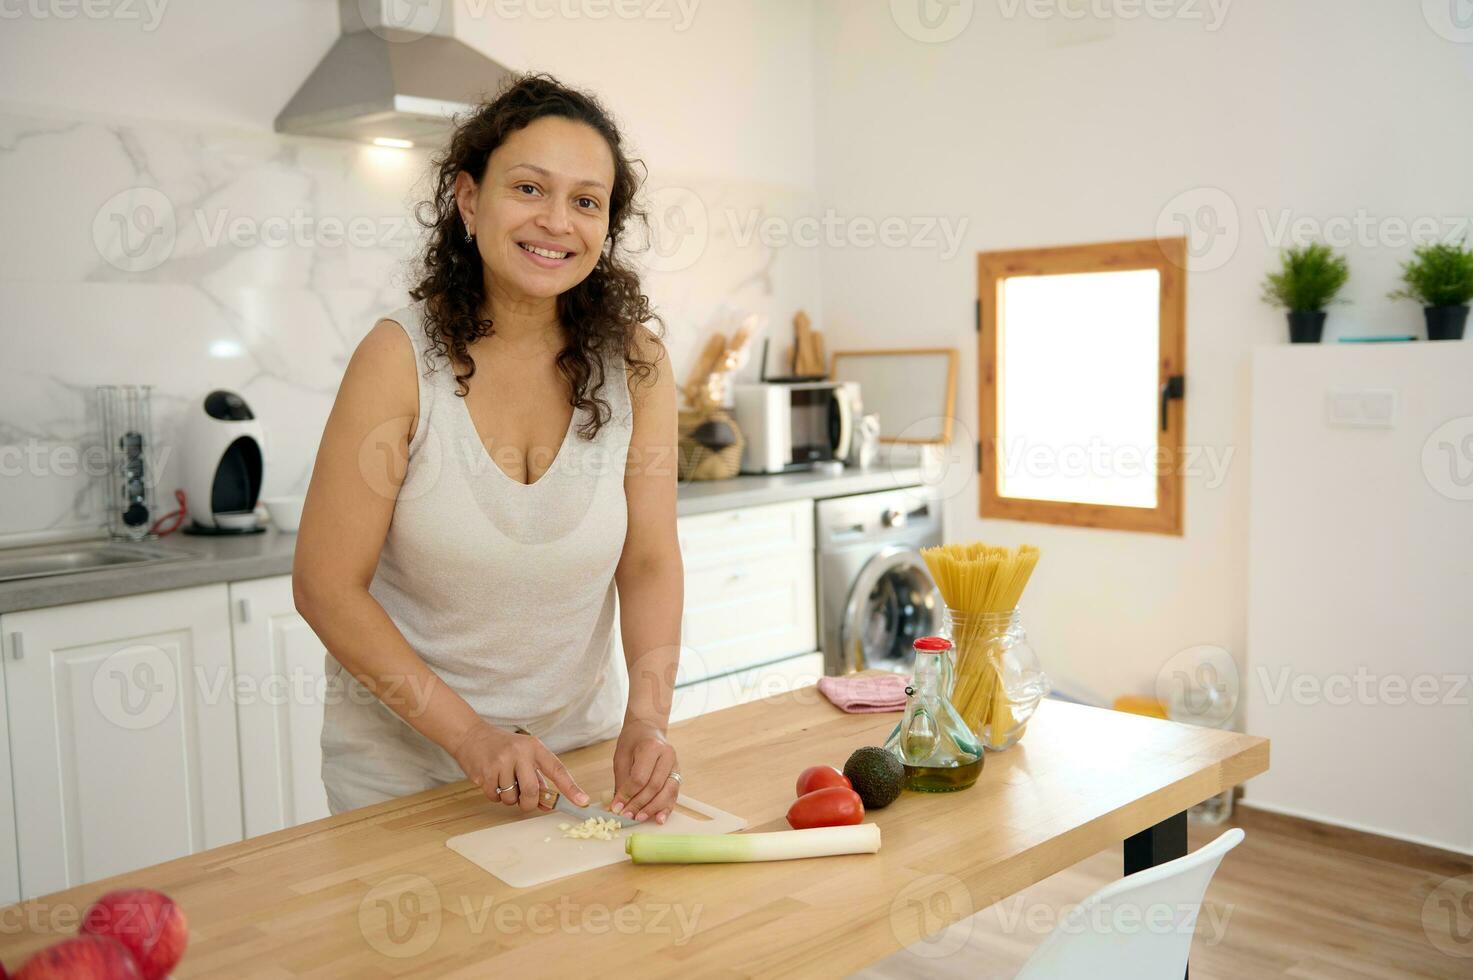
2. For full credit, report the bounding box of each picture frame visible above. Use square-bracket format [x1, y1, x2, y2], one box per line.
[829, 348, 959, 445]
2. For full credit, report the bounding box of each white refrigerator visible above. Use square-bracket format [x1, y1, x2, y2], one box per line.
[1246, 341, 1473, 854]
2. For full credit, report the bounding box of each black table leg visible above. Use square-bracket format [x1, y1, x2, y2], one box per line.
[1124, 809, 1188, 874]
[1124, 809, 1190, 978]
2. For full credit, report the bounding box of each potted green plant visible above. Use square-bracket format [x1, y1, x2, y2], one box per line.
[1261, 243, 1350, 343]
[1389, 240, 1473, 341]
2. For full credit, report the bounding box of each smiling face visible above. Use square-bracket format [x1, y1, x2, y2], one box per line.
[456, 115, 615, 305]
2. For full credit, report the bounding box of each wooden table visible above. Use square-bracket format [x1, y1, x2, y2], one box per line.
[0, 691, 1268, 978]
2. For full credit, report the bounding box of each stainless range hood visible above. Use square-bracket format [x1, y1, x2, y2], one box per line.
[275, 0, 513, 146]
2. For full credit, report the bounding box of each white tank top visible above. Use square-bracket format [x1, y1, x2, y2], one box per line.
[367, 302, 631, 753]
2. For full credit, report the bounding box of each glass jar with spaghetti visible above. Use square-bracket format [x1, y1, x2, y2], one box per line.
[920, 541, 1051, 751]
[942, 608, 1049, 751]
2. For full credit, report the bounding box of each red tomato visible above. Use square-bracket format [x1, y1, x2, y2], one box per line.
[786, 786, 865, 830]
[795, 765, 851, 798]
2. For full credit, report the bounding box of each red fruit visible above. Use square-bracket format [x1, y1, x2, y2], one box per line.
[15, 935, 140, 980]
[786, 786, 865, 830]
[795, 765, 851, 798]
[79, 890, 186, 980]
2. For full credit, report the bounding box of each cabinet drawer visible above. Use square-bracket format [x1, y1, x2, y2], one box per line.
[670, 652, 824, 723]
[678, 501, 813, 570]
[677, 550, 816, 685]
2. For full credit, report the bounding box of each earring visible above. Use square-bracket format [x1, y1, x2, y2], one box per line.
[463, 226, 474, 244]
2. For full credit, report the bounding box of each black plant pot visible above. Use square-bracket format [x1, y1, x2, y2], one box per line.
[1286, 310, 1326, 344]
[1424, 305, 1469, 341]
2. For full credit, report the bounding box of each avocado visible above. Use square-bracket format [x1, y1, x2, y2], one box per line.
[843, 746, 905, 809]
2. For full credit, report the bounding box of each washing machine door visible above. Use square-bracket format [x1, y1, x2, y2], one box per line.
[838, 545, 943, 675]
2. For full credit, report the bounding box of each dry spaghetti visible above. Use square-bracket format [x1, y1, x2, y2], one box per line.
[920, 542, 1040, 748]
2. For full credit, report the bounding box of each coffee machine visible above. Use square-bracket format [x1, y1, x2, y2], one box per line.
[181, 389, 266, 534]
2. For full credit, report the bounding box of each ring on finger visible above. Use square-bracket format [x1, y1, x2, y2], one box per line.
[668, 771, 682, 786]
[495, 779, 518, 795]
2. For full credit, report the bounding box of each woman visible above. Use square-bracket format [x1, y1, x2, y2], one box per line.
[293, 74, 684, 825]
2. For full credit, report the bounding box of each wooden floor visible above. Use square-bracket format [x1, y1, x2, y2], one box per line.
[856, 805, 1473, 980]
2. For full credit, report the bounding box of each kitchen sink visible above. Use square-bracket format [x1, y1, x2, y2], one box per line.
[0, 540, 198, 584]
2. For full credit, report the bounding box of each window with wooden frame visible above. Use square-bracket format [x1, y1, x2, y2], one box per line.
[976, 238, 1186, 535]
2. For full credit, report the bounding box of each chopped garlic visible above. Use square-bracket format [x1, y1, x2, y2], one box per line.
[559, 816, 625, 841]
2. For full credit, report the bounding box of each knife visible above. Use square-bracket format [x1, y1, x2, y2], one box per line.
[537, 785, 639, 828]
[506, 725, 639, 828]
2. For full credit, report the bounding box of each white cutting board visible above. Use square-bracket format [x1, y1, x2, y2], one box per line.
[446, 796, 746, 888]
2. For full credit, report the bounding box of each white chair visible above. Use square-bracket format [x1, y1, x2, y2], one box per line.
[1015, 828, 1244, 980]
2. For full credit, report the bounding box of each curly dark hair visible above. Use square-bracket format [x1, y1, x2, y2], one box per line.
[409, 72, 664, 440]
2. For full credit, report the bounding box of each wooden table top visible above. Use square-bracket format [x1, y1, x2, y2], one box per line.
[0, 691, 1268, 978]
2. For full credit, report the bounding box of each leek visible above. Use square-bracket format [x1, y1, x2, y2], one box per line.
[625, 824, 881, 864]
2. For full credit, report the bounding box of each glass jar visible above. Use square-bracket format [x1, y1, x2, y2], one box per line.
[1164, 656, 1236, 825]
[882, 637, 983, 792]
[943, 608, 1050, 751]
[97, 384, 157, 542]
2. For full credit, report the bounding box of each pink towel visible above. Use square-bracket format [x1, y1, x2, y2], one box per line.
[818, 673, 908, 713]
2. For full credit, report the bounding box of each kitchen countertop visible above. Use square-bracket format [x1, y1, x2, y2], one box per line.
[0, 693, 1269, 976]
[672, 456, 924, 516]
[0, 458, 926, 615]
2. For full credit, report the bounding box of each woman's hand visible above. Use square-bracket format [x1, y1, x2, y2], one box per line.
[449, 720, 588, 814]
[610, 721, 680, 824]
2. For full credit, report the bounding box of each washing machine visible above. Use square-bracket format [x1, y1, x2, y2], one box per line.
[817, 486, 944, 676]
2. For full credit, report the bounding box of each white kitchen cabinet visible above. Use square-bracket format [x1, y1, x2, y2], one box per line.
[1246, 345, 1473, 853]
[613, 501, 821, 724]
[678, 552, 817, 685]
[0, 640, 19, 905]
[676, 501, 816, 686]
[2, 585, 243, 898]
[670, 652, 825, 724]
[229, 576, 331, 837]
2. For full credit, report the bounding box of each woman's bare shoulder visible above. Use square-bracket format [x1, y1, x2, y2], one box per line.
[341, 317, 418, 415]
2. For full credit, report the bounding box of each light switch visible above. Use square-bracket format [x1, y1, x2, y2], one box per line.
[1325, 388, 1398, 428]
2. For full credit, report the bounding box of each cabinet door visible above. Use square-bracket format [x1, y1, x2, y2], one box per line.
[229, 576, 331, 837]
[4, 585, 242, 898]
[0, 633, 18, 905]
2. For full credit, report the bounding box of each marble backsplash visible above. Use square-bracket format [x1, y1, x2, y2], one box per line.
[0, 105, 820, 543]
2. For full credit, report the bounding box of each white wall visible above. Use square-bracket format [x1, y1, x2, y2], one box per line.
[0, 2, 332, 131]
[1245, 342, 1473, 854]
[0, 0, 815, 188]
[810, 0, 1473, 706]
[454, 0, 816, 188]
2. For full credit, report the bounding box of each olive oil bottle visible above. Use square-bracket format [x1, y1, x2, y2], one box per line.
[884, 637, 984, 792]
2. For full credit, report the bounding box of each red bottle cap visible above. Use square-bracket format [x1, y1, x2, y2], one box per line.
[913, 636, 953, 653]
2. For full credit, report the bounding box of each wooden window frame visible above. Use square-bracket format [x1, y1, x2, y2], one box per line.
[977, 237, 1186, 535]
